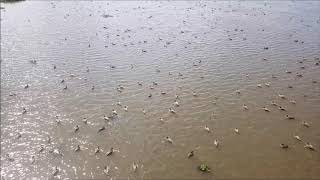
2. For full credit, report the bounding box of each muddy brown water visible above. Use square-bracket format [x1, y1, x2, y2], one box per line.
[1, 1, 320, 179]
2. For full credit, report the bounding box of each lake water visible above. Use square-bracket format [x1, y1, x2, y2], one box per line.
[1, 1, 320, 179]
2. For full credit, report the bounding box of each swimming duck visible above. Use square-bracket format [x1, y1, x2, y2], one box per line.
[123, 106, 128, 112]
[74, 125, 79, 133]
[24, 84, 29, 89]
[187, 151, 194, 158]
[278, 94, 286, 99]
[257, 84, 262, 88]
[235, 90, 241, 94]
[169, 108, 176, 114]
[271, 101, 278, 106]
[22, 108, 27, 114]
[142, 109, 146, 115]
[150, 86, 154, 90]
[204, 126, 210, 132]
[288, 85, 293, 88]
[192, 91, 197, 96]
[289, 100, 296, 104]
[280, 143, 289, 149]
[165, 136, 173, 143]
[53, 65, 56, 69]
[86, 67, 90, 72]
[175, 94, 179, 99]
[302, 121, 310, 128]
[91, 86, 95, 90]
[103, 166, 110, 176]
[132, 162, 138, 172]
[83, 118, 88, 124]
[104, 115, 110, 121]
[53, 166, 59, 176]
[161, 91, 166, 95]
[94, 146, 101, 154]
[63, 85, 68, 90]
[75, 145, 81, 152]
[116, 101, 122, 106]
[234, 128, 239, 134]
[160, 117, 165, 123]
[294, 135, 302, 141]
[153, 82, 158, 86]
[112, 109, 117, 115]
[173, 100, 179, 107]
[98, 126, 105, 133]
[285, 115, 295, 120]
[285, 70, 292, 74]
[304, 143, 316, 151]
[265, 82, 270, 87]
[148, 93, 152, 98]
[242, 104, 248, 110]
[60, 79, 65, 83]
[137, 82, 143, 86]
[214, 139, 219, 147]
[279, 106, 286, 111]
[262, 107, 270, 112]
[106, 147, 114, 156]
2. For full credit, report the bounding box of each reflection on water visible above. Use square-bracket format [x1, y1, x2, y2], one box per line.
[1, 1, 320, 179]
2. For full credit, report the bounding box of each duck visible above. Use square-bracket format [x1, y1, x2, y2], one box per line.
[192, 91, 197, 96]
[149, 86, 154, 90]
[112, 109, 117, 115]
[53, 166, 59, 176]
[117, 101, 122, 106]
[175, 94, 179, 99]
[103, 166, 110, 176]
[159, 117, 165, 123]
[288, 85, 293, 89]
[173, 100, 179, 107]
[60, 79, 65, 83]
[24, 84, 29, 89]
[304, 143, 316, 151]
[262, 107, 270, 112]
[280, 143, 289, 149]
[132, 162, 138, 172]
[165, 136, 173, 143]
[161, 91, 166, 95]
[214, 139, 219, 148]
[16, 133, 22, 139]
[271, 101, 278, 106]
[187, 151, 194, 158]
[148, 93, 152, 98]
[83, 118, 88, 124]
[137, 82, 142, 86]
[98, 126, 105, 133]
[289, 100, 296, 104]
[257, 84, 262, 88]
[22, 108, 27, 114]
[278, 94, 286, 99]
[153, 82, 158, 86]
[94, 146, 101, 154]
[234, 128, 239, 134]
[279, 106, 286, 111]
[104, 115, 110, 121]
[53, 65, 56, 70]
[123, 106, 128, 112]
[142, 109, 146, 115]
[106, 147, 114, 156]
[204, 126, 210, 132]
[242, 104, 248, 110]
[75, 145, 81, 152]
[91, 86, 95, 90]
[294, 135, 302, 141]
[285, 70, 292, 74]
[285, 115, 295, 120]
[235, 90, 241, 94]
[169, 108, 176, 114]
[63, 85, 68, 90]
[74, 125, 79, 133]
[265, 82, 270, 87]
[302, 121, 310, 128]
